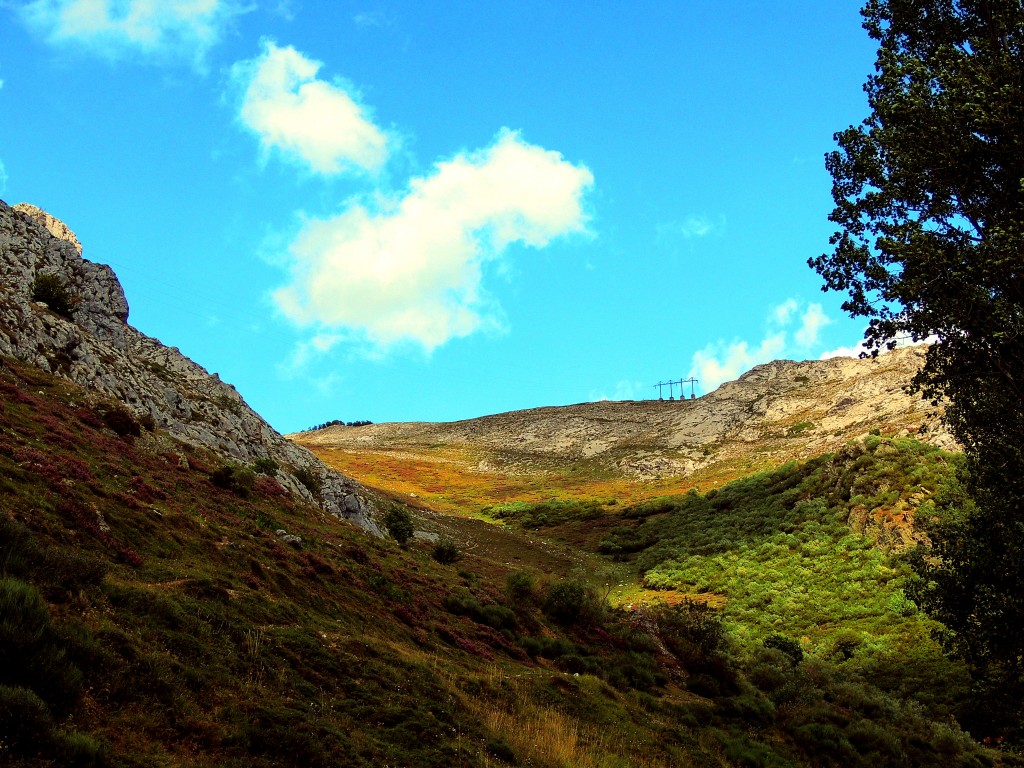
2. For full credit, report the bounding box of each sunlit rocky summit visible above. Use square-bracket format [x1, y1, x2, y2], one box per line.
[0, 200, 378, 533]
[296, 346, 953, 483]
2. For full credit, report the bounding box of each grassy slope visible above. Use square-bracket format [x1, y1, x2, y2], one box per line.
[1, 355, 1017, 767]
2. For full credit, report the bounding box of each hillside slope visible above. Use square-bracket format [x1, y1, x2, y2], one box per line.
[295, 347, 953, 512]
[1, 356, 1013, 768]
[0, 200, 376, 532]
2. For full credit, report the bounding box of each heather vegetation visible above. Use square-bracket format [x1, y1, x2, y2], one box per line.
[4, 353, 1016, 766]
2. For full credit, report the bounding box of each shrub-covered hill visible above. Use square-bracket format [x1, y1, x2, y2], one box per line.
[599, 437, 956, 656]
[479, 438, 1024, 764]
[0, 355, 1017, 767]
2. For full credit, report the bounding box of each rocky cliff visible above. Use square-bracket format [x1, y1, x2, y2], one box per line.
[0, 200, 379, 534]
[296, 346, 955, 482]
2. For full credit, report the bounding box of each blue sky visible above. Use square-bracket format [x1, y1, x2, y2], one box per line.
[0, 1, 879, 431]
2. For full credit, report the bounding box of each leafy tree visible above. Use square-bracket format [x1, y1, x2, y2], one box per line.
[382, 505, 414, 546]
[811, 0, 1024, 736]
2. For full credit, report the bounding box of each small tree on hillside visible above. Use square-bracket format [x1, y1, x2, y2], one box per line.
[30, 273, 75, 319]
[383, 506, 414, 546]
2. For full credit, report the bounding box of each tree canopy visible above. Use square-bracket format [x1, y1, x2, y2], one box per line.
[811, 0, 1024, 739]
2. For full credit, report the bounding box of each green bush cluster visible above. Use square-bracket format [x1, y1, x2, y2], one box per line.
[292, 467, 322, 495]
[431, 535, 460, 564]
[484, 498, 608, 529]
[0, 577, 102, 763]
[382, 505, 414, 545]
[98, 404, 142, 438]
[251, 457, 280, 476]
[210, 464, 256, 498]
[30, 272, 76, 319]
[443, 588, 517, 631]
[601, 439, 961, 666]
[541, 579, 605, 626]
[504, 570, 536, 603]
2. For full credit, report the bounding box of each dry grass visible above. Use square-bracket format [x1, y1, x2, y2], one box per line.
[461, 672, 683, 768]
[313, 445, 704, 517]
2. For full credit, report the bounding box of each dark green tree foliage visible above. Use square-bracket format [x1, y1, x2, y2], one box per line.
[30, 272, 75, 319]
[382, 505, 414, 545]
[811, 0, 1024, 736]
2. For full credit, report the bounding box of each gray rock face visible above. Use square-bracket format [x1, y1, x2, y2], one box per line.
[297, 347, 956, 482]
[0, 200, 381, 536]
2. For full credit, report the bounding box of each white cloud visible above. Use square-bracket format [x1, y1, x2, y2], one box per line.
[0, 158, 7, 196]
[272, 1, 298, 21]
[672, 213, 726, 240]
[819, 339, 869, 359]
[819, 332, 935, 360]
[688, 299, 835, 393]
[19, 0, 245, 64]
[353, 10, 392, 28]
[771, 298, 799, 325]
[590, 380, 646, 402]
[795, 303, 830, 348]
[689, 333, 787, 394]
[274, 129, 594, 351]
[231, 40, 389, 175]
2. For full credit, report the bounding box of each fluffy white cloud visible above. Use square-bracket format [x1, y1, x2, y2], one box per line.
[19, 0, 245, 63]
[819, 339, 869, 359]
[771, 298, 799, 325]
[794, 302, 830, 348]
[688, 299, 834, 393]
[819, 332, 935, 360]
[274, 130, 594, 351]
[689, 333, 787, 394]
[231, 40, 388, 175]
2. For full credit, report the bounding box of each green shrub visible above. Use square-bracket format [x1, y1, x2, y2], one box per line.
[485, 498, 606, 529]
[249, 456, 278, 475]
[383, 505, 414, 545]
[505, 571, 536, 603]
[443, 588, 516, 631]
[252, 457, 280, 476]
[431, 536, 460, 564]
[50, 729, 105, 767]
[653, 600, 728, 662]
[209, 465, 255, 498]
[606, 651, 662, 691]
[541, 579, 604, 626]
[293, 467, 322, 495]
[762, 633, 804, 666]
[886, 589, 918, 617]
[0, 577, 50, 651]
[0, 684, 53, 754]
[31, 272, 75, 319]
[99, 405, 141, 438]
[792, 722, 855, 763]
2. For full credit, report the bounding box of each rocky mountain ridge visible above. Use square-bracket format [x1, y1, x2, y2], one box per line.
[296, 346, 954, 483]
[0, 200, 379, 533]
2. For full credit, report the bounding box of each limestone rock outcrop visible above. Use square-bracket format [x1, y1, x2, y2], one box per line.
[296, 347, 955, 482]
[0, 200, 380, 535]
